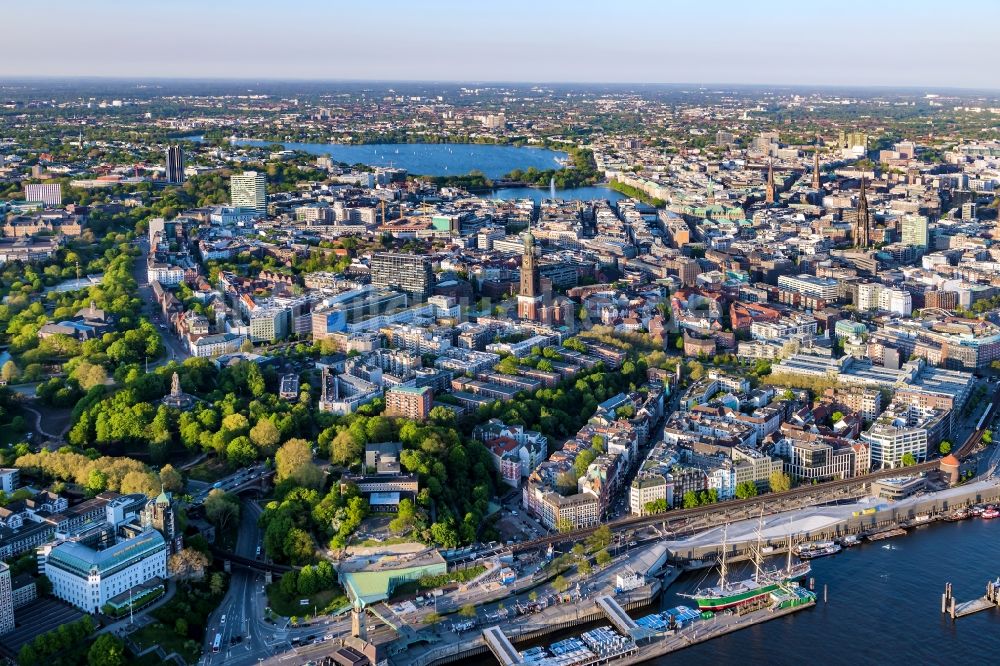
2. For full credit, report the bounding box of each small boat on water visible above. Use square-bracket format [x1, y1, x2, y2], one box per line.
[982, 506, 999, 519]
[793, 540, 836, 556]
[799, 543, 842, 560]
[944, 508, 970, 522]
[839, 535, 862, 548]
[882, 544, 896, 550]
[970, 505, 985, 517]
[867, 528, 907, 543]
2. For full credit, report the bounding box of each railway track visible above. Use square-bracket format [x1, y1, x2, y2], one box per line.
[512, 386, 1000, 554]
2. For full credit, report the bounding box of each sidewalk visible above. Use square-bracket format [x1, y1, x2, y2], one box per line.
[99, 579, 178, 637]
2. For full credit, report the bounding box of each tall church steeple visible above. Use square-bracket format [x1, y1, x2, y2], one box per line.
[518, 228, 542, 320]
[765, 160, 775, 205]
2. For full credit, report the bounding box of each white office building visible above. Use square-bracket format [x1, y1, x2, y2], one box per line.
[230, 171, 267, 214]
[0, 563, 13, 635]
[877, 288, 913, 316]
[861, 418, 928, 469]
[24, 183, 62, 207]
[39, 529, 167, 613]
[777, 274, 839, 301]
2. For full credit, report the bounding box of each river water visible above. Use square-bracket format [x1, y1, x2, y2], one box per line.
[660, 518, 1000, 665]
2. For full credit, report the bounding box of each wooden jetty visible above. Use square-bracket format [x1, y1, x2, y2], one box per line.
[941, 579, 1000, 620]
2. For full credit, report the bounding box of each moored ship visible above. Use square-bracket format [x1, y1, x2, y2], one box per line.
[798, 543, 842, 560]
[682, 524, 811, 612]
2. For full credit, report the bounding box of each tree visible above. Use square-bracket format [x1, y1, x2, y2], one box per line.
[595, 549, 612, 567]
[330, 429, 363, 467]
[280, 570, 299, 596]
[250, 418, 281, 454]
[174, 618, 189, 637]
[424, 611, 442, 625]
[682, 490, 701, 509]
[159, 464, 184, 493]
[552, 575, 569, 593]
[984, 430, 994, 445]
[84, 469, 107, 497]
[458, 604, 477, 618]
[284, 528, 315, 564]
[735, 481, 758, 500]
[88, 634, 126, 666]
[588, 525, 612, 550]
[1, 360, 19, 383]
[168, 548, 210, 580]
[644, 498, 668, 514]
[769, 470, 792, 493]
[428, 406, 456, 427]
[209, 572, 226, 596]
[430, 520, 460, 548]
[675, 335, 684, 350]
[831, 411, 844, 423]
[939, 440, 952, 455]
[298, 565, 317, 595]
[275, 438, 323, 488]
[901, 453, 917, 467]
[204, 489, 240, 532]
[578, 559, 592, 575]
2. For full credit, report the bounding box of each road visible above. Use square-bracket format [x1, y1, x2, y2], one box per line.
[186, 463, 271, 507]
[133, 238, 191, 364]
[203, 500, 273, 665]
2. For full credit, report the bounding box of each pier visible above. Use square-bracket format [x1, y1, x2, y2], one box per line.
[594, 595, 640, 636]
[482, 626, 520, 666]
[941, 579, 1000, 620]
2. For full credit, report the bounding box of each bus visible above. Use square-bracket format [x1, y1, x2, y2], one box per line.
[212, 634, 222, 653]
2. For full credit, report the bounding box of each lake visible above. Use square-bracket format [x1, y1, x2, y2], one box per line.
[491, 186, 626, 204]
[215, 139, 567, 178]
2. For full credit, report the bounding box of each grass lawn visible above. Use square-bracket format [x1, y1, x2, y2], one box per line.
[265, 583, 348, 618]
[130, 621, 202, 664]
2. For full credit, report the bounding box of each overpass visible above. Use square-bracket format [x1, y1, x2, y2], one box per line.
[210, 547, 294, 575]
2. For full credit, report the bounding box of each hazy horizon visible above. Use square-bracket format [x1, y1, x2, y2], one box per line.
[6, 0, 1000, 88]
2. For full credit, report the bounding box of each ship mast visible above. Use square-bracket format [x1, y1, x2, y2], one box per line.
[753, 509, 764, 584]
[785, 517, 795, 575]
[719, 524, 729, 590]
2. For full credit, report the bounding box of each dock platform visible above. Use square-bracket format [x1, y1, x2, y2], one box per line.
[941, 579, 1000, 620]
[482, 626, 520, 666]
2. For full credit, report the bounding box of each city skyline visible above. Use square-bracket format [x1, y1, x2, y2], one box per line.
[4, 0, 1000, 89]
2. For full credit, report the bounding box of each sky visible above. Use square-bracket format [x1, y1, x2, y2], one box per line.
[5, 0, 1000, 88]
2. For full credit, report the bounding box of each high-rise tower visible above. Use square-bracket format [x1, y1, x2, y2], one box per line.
[230, 171, 267, 214]
[517, 229, 542, 320]
[166, 145, 185, 184]
[765, 160, 775, 205]
[854, 178, 871, 249]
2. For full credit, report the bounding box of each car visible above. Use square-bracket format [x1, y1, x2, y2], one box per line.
[323, 634, 333, 641]
[220, 615, 226, 624]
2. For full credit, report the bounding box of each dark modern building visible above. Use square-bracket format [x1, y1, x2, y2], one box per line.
[166, 145, 184, 184]
[371, 253, 434, 299]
